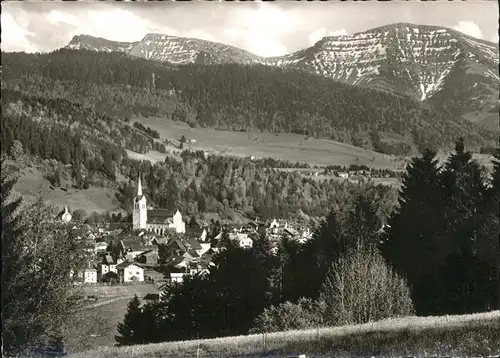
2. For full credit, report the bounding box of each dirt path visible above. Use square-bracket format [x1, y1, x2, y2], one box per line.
[76, 297, 129, 312]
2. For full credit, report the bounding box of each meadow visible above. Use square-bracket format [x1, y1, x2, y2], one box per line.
[134, 116, 403, 168]
[8, 160, 121, 214]
[68, 284, 161, 351]
[68, 310, 500, 358]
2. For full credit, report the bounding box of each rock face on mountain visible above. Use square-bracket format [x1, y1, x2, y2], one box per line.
[66, 35, 137, 53]
[65, 23, 499, 108]
[265, 23, 499, 108]
[126, 33, 261, 65]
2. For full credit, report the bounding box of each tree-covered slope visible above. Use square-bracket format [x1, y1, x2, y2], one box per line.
[1, 89, 164, 187]
[2, 50, 497, 154]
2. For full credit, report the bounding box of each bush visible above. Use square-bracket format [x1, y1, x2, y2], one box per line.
[250, 298, 326, 334]
[320, 246, 415, 326]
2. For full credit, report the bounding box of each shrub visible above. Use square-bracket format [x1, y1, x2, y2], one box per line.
[250, 298, 326, 334]
[320, 246, 415, 326]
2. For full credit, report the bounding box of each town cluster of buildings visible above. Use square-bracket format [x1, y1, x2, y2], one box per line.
[67, 178, 314, 292]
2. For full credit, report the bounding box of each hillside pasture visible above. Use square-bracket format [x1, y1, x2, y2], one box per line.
[134, 116, 402, 169]
[81, 283, 160, 299]
[12, 163, 121, 213]
[69, 284, 161, 350]
[125, 149, 170, 164]
[68, 310, 500, 358]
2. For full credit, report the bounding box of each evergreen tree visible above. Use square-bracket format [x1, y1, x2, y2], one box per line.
[343, 192, 382, 250]
[490, 152, 500, 309]
[115, 295, 145, 346]
[2, 157, 88, 355]
[380, 148, 444, 315]
[299, 209, 345, 300]
[438, 138, 490, 313]
[209, 244, 270, 336]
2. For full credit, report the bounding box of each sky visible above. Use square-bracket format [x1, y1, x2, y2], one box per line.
[2, 0, 499, 57]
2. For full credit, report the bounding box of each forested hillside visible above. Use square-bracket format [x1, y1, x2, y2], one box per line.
[117, 151, 397, 221]
[1, 85, 397, 222]
[3, 50, 497, 155]
[1, 89, 164, 188]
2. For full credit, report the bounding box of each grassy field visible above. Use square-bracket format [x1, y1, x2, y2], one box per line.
[80, 284, 160, 299]
[134, 116, 403, 169]
[10, 162, 121, 214]
[69, 310, 500, 358]
[69, 284, 161, 351]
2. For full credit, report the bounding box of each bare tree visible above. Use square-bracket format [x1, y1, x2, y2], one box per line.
[320, 246, 414, 326]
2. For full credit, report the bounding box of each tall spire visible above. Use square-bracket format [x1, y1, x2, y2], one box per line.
[137, 176, 143, 196]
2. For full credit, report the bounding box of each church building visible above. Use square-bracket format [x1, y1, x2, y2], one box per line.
[132, 177, 186, 235]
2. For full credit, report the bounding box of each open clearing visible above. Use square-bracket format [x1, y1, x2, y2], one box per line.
[69, 310, 500, 358]
[72, 284, 161, 350]
[10, 163, 121, 214]
[80, 283, 160, 299]
[134, 116, 403, 169]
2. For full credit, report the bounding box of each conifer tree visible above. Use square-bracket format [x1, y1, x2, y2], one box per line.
[2, 156, 88, 355]
[380, 148, 444, 315]
[300, 209, 345, 300]
[438, 138, 490, 313]
[115, 295, 145, 346]
[343, 192, 382, 250]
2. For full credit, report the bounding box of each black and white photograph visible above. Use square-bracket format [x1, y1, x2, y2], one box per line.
[1, 0, 499, 357]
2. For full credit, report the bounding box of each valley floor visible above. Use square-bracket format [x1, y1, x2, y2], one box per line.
[68, 310, 500, 358]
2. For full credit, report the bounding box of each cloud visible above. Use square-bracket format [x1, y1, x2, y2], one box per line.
[220, 3, 300, 57]
[184, 29, 217, 43]
[47, 8, 159, 43]
[308, 28, 348, 46]
[2, 2, 498, 56]
[1, 11, 40, 53]
[452, 20, 483, 39]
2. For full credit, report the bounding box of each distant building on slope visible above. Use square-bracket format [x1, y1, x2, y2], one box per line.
[132, 177, 186, 235]
[57, 205, 72, 223]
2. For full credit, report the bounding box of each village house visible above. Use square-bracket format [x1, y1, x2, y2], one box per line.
[165, 237, 206, 257]
[116, 262, 145, 283]
[84, 267, 98, 284]
[229, 232, 253, 249]
[94, 241, 109, 253]
[133, 177, 186, 234]
[168, 272, 185, 284]
[122, 239, 153, 259]
[185, 226, 209, 242]
[283, 226, 299, 240]
[135, 249, 159, 267]
[100, 254, 120, 274]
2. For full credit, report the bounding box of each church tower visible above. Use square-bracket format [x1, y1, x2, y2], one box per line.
[132, 177, 147, 230]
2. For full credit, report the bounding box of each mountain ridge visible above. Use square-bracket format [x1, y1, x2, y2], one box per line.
[63, 22, 499, 108]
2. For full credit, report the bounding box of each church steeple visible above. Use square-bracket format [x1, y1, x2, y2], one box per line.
[133, 175, 147, 230]
[137, 176, 143, 197]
